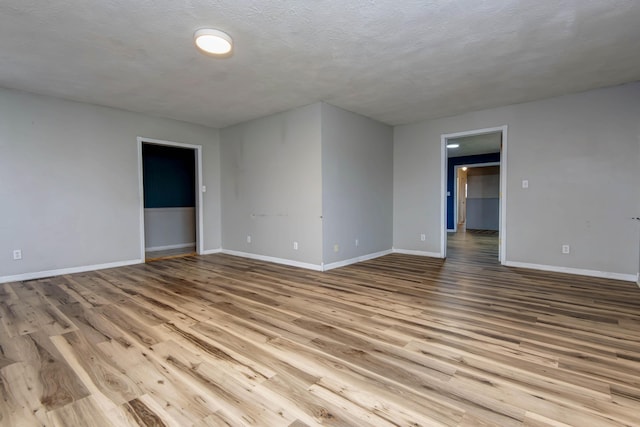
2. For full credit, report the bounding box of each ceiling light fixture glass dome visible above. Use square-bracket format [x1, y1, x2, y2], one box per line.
[194, 29, 233, 56]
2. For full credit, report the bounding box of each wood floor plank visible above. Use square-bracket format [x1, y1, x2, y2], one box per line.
[164, 320, 276, 379]
[151, 341, 295, 426]
[0, 362, 50, 426]
[54, 331, 143, 405]
[48, 335, 149, 427]
[7, 331, 92, 411]
[125, 362, 223, 426]
[1, 232, 639, 426]
[122, 395, 179, 427]
[46, 396, 120, 427]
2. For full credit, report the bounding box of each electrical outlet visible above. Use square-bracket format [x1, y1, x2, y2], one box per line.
[247, 235, 251, 243]
[293, 241, 299, 250]
[355, 239, 359, 247]
[13, 249, 22, 260]
[562, 245, 570, 254]
[333, 244, 339, 253]
[420, 234, 426, 241]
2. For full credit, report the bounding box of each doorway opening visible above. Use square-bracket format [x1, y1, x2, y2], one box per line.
[453, 163, 500, 233]
[137, 137, 203, 261]
[440, 127, 507, 263]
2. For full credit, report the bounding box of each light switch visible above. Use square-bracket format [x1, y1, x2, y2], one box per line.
[522, 180, 529, 189]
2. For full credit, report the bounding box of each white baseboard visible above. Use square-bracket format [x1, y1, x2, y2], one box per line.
[322, 249, 393, 271]
[200, 248, 222, 255]
[145, 242, 196, 252]
[504, 261, 637, 282]
[0, 259, 143, 284]
[636, 273, 639, 288]
[220, 249, 323, 271]
[392, 248, 442, 258]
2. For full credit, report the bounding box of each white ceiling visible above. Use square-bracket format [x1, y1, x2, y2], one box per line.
[447, 132, 501, 158]
[1, 1, 639, 128]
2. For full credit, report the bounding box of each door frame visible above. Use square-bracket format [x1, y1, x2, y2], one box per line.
[137, 137, 204, 260]
[440, 125, 508, 263]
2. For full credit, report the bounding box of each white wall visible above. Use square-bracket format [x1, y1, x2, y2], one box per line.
[321, 103, 393, 265]
[394, 83, 640, 278]
[466, 167, 500, 231]
[144, 208, 195, 251]
[467, 169, 500, 199]
[393, 123, 442, 255]
[0, 88, 221, 281]
[4, 84, 637, 280]
[220, 103, 323, 266]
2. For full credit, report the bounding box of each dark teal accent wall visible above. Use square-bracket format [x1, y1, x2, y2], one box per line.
[142, 144, 195, 208]
[447, 152, 500, 229]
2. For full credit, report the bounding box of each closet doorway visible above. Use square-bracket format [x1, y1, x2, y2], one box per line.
[137, 137, 203, 261]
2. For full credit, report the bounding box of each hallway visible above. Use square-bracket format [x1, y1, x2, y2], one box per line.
[447, 229, 499, 265]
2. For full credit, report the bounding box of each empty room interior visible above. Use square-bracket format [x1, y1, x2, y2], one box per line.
[1, 2, 640, 426]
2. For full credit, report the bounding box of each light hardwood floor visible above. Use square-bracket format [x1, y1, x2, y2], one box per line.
[1, 233, 639, 426]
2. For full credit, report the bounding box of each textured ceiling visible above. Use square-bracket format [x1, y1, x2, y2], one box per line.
[1, 1, 639, 128]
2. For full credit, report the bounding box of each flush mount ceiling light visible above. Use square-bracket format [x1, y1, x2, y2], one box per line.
[194, 28, 233, 56]
[446, 143, 460, 148]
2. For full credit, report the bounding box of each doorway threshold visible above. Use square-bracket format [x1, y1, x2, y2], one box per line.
[145, 246, 196, 262]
